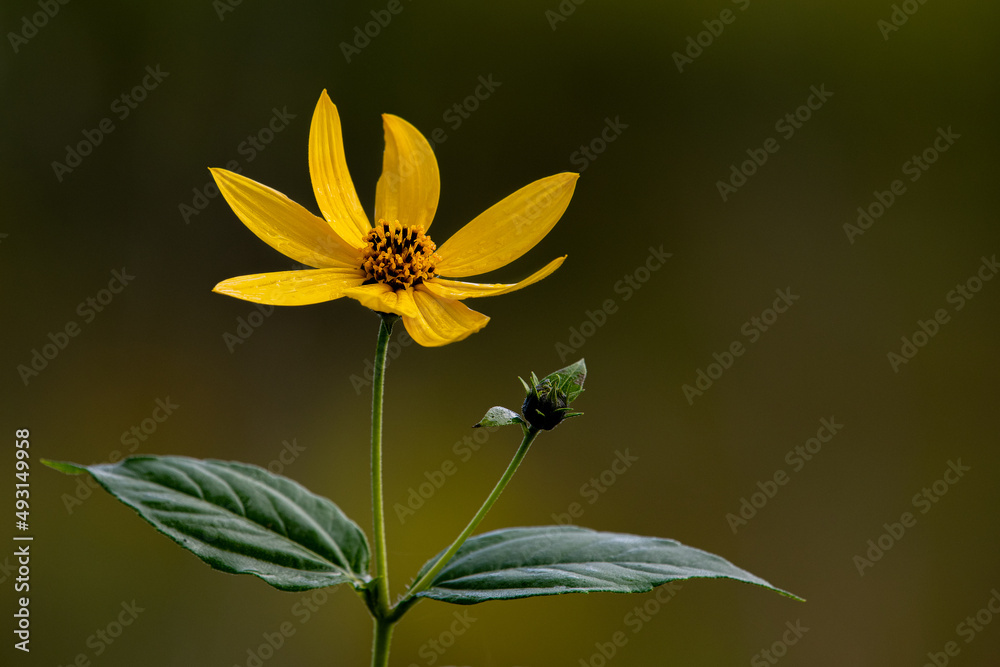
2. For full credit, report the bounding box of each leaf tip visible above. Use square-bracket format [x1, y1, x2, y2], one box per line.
[41, 459, 88, 475]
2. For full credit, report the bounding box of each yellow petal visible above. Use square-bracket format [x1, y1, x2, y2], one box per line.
[422, 256, 566, 301]
[343, 283, 419, 318]
[309, 91, 371, 246]
[435, 173, 578, 278]
[213, 268, 366, 305]
[210, 168, 361, 269]
[374, 114, 440, 230]
[401, 288, 490, 347]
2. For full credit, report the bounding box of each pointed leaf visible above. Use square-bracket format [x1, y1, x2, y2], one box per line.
[475, 406, 525, 429]
[40, 459, 87, 475]
[44, 456, 370, 592]
[415, 526, 800, 604]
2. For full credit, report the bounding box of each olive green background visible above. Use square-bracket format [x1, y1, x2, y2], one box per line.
[2, 1, 999, 665]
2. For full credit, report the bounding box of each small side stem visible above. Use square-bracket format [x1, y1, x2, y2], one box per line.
[395, 426, 540, 614]
[370, 315, 396, 618]
[371, 617, 394, 667]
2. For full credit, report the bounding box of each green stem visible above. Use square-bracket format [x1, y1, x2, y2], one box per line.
[371, 315, 396, 619]
[371, 618, 394, 667]
[395, 426, 541, 615]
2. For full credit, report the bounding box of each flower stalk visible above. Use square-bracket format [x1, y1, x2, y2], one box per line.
[394, 425, 541, 616]
[371, 618, 394, 667]
[370, 314, 397, 620]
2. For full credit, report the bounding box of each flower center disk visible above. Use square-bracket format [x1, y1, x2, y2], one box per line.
[361, 220, 440, 290]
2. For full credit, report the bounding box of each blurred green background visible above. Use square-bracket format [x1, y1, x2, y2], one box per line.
[3, 0, 999, 665]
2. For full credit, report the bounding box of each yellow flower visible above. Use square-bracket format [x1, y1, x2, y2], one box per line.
[211, 90, 578, 347]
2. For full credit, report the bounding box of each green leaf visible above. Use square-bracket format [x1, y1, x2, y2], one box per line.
[415, 526, 800, 604]
[45, 455, 370, 592]
[474, 406, 525, 429]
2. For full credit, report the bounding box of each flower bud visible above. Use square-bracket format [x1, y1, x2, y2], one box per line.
[520, 359, 586, 431]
